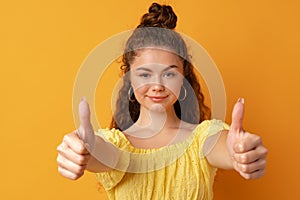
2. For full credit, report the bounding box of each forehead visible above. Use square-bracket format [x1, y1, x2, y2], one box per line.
[130, 48, 183, 69]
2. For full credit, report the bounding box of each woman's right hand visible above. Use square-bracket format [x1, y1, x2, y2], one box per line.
[56, 97, 95, 180]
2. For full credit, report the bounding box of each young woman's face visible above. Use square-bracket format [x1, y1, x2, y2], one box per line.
[130, 48, 184, 112]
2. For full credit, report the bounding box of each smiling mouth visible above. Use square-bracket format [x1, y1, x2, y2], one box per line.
[147, 95, 168, 102]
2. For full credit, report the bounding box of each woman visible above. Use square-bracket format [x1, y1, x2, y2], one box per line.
[56, 3, 267, 199]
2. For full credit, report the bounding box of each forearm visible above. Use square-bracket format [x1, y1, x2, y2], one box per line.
[86, 135, 120, 173]
[206, 130, 234, 170]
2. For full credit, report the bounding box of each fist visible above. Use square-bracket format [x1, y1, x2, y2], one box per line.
[227, 98, 268, 179]
[57, 97, 95, 180]
[56, 131, 91, 180]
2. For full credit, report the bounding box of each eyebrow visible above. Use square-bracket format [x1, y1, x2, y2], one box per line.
[135, 65, 178, 72]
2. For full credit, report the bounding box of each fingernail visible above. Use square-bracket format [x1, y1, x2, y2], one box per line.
[238, 98, 244, 104]
[80, 96, 86, 102]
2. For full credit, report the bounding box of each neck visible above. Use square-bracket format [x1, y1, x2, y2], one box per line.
[135, 105, 180, 131]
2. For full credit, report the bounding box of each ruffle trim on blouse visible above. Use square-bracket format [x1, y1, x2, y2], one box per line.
[94, 119, 229, 173]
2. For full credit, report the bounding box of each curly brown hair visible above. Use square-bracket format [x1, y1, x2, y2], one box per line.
[110, 3, 211, 130]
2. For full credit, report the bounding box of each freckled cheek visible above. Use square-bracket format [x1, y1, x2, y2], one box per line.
[133, 85, 149, 99]
[164, 76, 183, 96]
[131, 78, 149, 94]
[164, 82, 182, 97]
[131, 78, 146, 89]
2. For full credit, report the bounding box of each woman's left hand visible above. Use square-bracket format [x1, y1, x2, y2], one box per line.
[226, 98, 268, 180]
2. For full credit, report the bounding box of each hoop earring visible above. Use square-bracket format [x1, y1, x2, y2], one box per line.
[128, 87, 135, 102]
[178, 85, 187, 101]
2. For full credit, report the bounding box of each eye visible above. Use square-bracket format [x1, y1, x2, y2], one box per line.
[163, 72, 175, 78]
[139, 73, 150, 78]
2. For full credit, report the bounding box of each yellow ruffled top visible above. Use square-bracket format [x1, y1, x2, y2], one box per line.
[95, 119, 229, 200]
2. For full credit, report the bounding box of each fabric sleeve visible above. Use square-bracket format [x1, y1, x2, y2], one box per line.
[197, 119, 230, 199]
[199, 119, 230, 159]
[94, 128, 130, 191]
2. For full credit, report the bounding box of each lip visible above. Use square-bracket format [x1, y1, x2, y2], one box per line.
[147, 95, 168, 102]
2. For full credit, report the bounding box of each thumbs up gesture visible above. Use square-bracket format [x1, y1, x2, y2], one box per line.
[56, 97, 95, 180]
[227, 98, 268, 179]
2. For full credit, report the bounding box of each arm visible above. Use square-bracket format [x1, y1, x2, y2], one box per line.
[206, 130, 233, 170]
[57, 98, 118, 180]
[86, 135, 120, 173]
[57, 131, 114, 180]
[206, 129, 268, 179]
[206, 98, 268, 180]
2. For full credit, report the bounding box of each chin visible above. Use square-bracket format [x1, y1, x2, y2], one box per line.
[149, 104, 166, 113]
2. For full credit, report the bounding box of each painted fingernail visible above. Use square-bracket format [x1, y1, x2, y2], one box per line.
[238, 98, 244, 104]
[80, 96, 86, 102]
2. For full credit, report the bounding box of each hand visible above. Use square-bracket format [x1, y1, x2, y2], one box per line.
[56, 97, 95, 180]
[227, 98, 268, 179]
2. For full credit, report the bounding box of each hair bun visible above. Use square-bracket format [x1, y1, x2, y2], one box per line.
[138, 3, 177, 29]
[149, 2, 162, 13]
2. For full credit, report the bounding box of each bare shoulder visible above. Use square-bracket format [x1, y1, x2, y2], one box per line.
[178, 120, 199, 132]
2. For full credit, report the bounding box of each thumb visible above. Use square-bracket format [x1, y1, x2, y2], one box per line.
[230, 98, 245, 133]
[78, 97, 95, 151]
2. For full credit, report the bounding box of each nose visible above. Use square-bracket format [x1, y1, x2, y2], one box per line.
[151, 75, 165, 92]
[151, 83, 165, 92]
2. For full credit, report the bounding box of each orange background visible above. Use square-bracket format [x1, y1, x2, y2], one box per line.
[1, 0, 299, 199]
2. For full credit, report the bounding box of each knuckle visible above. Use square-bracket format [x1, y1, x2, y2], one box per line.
[57, 167, 63, 174]
[263, 148, 268, 156]
[73, 172, 84, 180]
[77, 167, 85, 176]
[63, 134, 70, 143]
[70, 174, 79, 180]
[56, 158, 66, 168]
[77, 155, 86, 164]
[241, 164, 249, 172]
[236, 142, 245, 152]
[76, 143, 86, 154]
[56, 144, 61, 152]
[56, 156, 60, 164]
[239, 140, 246, 147]
[56, 143, 65, 153]
[74, 165, 85, 175]
[58, 167, 82, 180]
[260, 159, 267, 168]
[78, 145, 86, 153]
[240, 154, 248, 163]
[242, 172, 251, 180]
[56, 146, 62, 153]
[248, 174, 255, 180]
[80, 155, 90, 164]
[63, 132, 77, 142]
[254, 135, 262, 144]
[56, 155, 62, 164]
[258, 146, 268, 158]
[58, 167, 68, 177]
